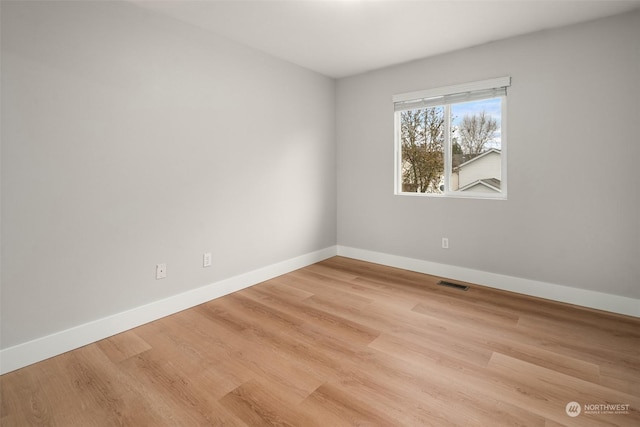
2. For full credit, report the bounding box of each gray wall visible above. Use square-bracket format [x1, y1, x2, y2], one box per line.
[1, 1, 336, 349]
[336, 10, 640, 299]
[2, 1, 639, 352]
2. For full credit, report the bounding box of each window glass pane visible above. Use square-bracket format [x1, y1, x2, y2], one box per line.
[399, 107, 444, 194]
[450, 98, 502, 194]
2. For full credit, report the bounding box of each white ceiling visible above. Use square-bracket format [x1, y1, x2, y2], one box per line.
[131, 0, 640, 78]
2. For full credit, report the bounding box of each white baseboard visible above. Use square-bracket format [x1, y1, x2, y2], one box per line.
[3, 245, 637, 374]
[337, 245, 640, 318]
[0, 246, 338, 375]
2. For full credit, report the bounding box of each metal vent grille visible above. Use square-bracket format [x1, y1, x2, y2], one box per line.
[437, 280, 469, 291]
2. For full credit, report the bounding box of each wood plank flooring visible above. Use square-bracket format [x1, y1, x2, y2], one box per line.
[1, 256, 639, 426]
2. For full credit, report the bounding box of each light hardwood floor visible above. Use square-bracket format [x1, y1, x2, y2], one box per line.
[1, 256, 639, 426]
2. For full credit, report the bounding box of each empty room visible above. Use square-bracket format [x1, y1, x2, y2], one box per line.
[1, 0, 639, 426]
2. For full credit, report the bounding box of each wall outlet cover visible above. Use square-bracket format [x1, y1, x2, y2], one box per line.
[156, 263, 167, 279]
[203, 253, 212, 267]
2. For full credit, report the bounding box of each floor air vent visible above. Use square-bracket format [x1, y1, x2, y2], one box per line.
[437, 280, 469, 291]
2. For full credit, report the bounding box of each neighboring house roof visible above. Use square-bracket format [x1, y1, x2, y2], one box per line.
[453, 148, 501, 171]
[458, 178, 501, 192]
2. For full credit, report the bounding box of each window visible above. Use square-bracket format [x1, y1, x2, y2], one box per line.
[393, 77, 511, 199]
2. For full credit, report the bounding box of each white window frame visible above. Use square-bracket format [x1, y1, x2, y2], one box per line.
[393, 77, 511, 199]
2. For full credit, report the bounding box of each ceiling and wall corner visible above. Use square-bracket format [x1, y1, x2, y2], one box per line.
[129, 0, 640, 78]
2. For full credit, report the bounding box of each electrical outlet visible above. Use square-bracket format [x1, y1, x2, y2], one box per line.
[156, 263, 167, 279]
[442, 238, 449, 249]
[203, 252, 212, 267]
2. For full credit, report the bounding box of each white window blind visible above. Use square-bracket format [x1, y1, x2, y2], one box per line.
[393, 76, 511, 112]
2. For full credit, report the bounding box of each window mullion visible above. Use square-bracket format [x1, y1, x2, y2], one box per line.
[443, 104, 451, 195]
